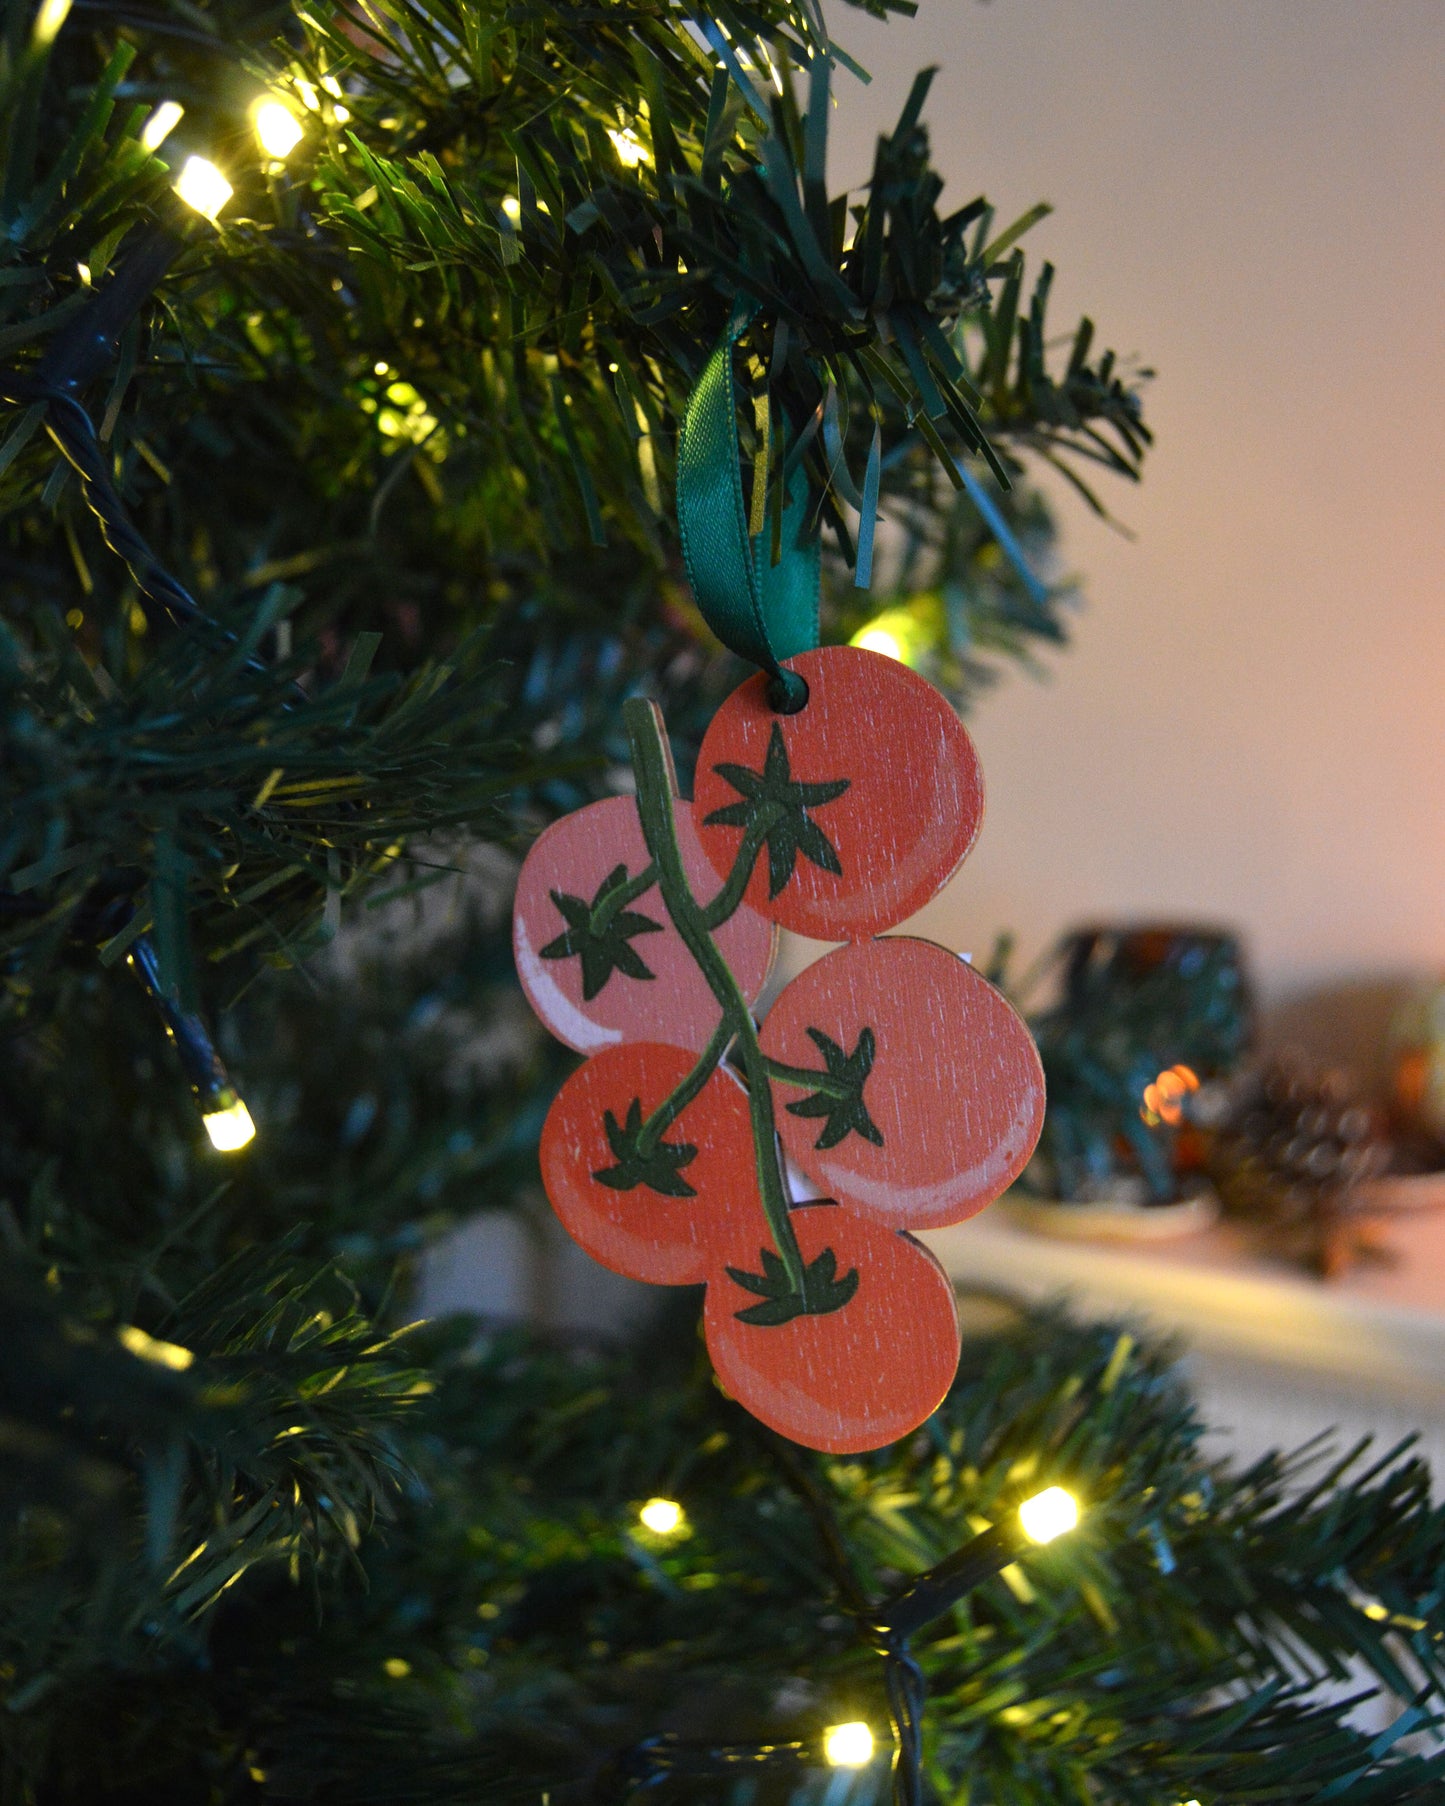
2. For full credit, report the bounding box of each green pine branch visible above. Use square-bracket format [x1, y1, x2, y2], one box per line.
[10, 1285, 1444, 1803]
[0, 612, 562, 988]
[0, 0, 1151, 1001]
[3, 875, 1443, 1804]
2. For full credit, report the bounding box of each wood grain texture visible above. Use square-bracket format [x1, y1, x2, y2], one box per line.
[514, 794, 776, 1054]
[703, 1200, 961, 1454]
[513, 655, 1045, 1452]
[761, 936, 1046, 1231]
[539, 1041, 755, 1287]
[692, 645, 984, 941]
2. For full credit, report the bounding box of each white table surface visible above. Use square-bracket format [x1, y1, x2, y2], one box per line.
[924, 1203, 1445, 1469]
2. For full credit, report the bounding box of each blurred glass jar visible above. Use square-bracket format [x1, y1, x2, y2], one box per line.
[1027, 923, 1253, 1205]
[1391, 980, 1445, 1150]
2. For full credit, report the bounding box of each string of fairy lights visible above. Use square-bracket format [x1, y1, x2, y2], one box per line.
[20, 32, 1209, 1806]
[621, 1485, 1083, 1803]
[128, 94, 311, 1153]
[24, 75, 663, 1156]
[5, 75, 321, 1154]
[19, 63, 1000, 1161]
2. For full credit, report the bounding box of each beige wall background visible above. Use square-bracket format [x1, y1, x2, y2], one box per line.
[426, 3, 1445, 1332]
[822, 0, 1445, 1080]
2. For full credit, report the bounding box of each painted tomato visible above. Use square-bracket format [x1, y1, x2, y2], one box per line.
[759, 937, 1044, 1232]
[514, 795, 776, 1054]
[703, 1201, 961, 1454]
[539, 1041, 756, 1286]
[691, 646, 984, 942]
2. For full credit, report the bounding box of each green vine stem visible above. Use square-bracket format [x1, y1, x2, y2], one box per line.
[623, 698, 807, 1297]
[635, 1042, 848, 1157]
[592, 860, 657, 931]
[761, 1058, 849, 1099]
[699, 817, 772, 929]
[635, 1017, 732, 1157]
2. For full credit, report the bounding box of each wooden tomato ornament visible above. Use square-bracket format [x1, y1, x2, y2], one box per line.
[692, 646, 984, 942]
[513, 670, 1042, 1455]
[704, 1201, 961, 1455]
[514, 794, 775, 1055]
[760, 937, 1045, 1231]
[539, 1041, 756, 1286]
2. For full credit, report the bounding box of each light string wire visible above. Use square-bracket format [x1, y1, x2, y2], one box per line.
[0, 370, 235, 643]
[617, 1427, 1059, 1804]
[0, 230, 263, 668]
[127, 930, 248, 1126]
[2, 220, 303, 681]
[1, 223, 270, 1138]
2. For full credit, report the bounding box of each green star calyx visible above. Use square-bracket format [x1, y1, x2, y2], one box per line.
[540, 863, 662, 1000]
[702, 722, 850, 899]
[785, 1026, 885, 1151]
[592, 1097, 698, 1197]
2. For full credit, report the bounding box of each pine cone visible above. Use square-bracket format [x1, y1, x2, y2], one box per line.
[1212, 1061, 1391, 1277]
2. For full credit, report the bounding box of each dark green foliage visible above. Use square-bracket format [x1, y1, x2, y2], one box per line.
[7, 1227, 1445, 1803]
[0, 1254, 429, 1793]
[3, 899, 1442, 1804]
[0, 901, 562, 1307]
[0, 613, 544, 984]
[0, 0, 1145, 1001]
[828, 479, 1080, 707]
[6, 6, 1435, 1806]
[292, 6, 1147, 553]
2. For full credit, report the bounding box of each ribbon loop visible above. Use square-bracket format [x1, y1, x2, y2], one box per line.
[677, 326, 818, 709]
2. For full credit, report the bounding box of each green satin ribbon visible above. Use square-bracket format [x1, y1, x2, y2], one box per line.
[676, 325, 818, 710]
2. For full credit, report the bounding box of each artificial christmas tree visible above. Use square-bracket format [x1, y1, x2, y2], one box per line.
[3, 3, 1445, 1802]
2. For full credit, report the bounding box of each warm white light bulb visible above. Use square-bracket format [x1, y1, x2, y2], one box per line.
[176, 156, 233, 221]
[254, 99, 303, 160]
[823, 1722, 874, 1768]
[607, 126, 649, 168]
[853, 626, 906, 662]
[117, 1324, 195, 1371]
[31, 0, 71, 47]
[1018, 1486, 1080, 1545]
[638, 1497, 684, 1535]
[203, 1098, 256, 1152]
[140, 100, 184, 152]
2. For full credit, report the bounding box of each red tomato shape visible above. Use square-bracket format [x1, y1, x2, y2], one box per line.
[692, 647, 984, 941]
[540, 1042, 757, 1286]
[515, 795, 776, 1054]
[704, 1201, 961, 1453]
[759, 937, 1044, 1232]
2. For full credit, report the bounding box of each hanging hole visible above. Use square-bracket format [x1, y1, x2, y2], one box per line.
[767, 669, 809, 715]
